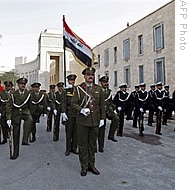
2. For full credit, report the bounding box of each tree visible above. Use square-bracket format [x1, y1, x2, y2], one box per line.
[0, 71, 18, 87]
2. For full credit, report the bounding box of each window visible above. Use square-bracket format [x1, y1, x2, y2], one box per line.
[153, 22, 164, 50]
[97, 54, 100, 67]
[124, 66, 130, 86]
[139, 65, 144, 83]
[97, 74, 100, 83]
[104, 71, 109, 77]
[138, 35, 143, 55]
[104, 49, 109, 67]
[114, 46, 117, 63]
[123, 39, 130, 61]
[114, 71, 117, 87]
[154, 57, 165, 83]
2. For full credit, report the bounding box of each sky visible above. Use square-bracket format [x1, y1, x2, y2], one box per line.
[0, 0, 172, 70]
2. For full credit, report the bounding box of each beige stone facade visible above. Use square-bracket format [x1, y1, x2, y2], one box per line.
[93, 0, 175, 95]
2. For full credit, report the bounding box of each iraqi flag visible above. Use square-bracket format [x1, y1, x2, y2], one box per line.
[63, 16, 94, 67]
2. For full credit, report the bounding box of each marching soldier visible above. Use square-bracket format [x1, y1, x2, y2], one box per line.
[134, 83, 151, 136]
[0, 81, 14, 144]
[147, 84, 156, 126]
[71, 67, 106, 176]
[98, 76, 119, 153]
[52, 82, 68, 141]
[113, 83, 135, 136]
[131, 84, 140, 128]
[46, 85, 56, 132]
[152, 82, 165, 135]
[6, 77, 34, 160]
[162, 85, 173, 125]
[64, 74, 78, 156]
[29, 82, 47, 142]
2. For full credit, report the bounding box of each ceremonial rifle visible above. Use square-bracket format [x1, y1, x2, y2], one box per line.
[8, 125, 13, 159]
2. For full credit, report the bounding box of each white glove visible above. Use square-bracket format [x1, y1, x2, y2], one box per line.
[53, 109, 57, 115]
[99, 119, 104, 128]
[139, 108, 144, 112]
[43, 114, 47, 117]
[61, 113, 68, 121]
[117, 107, 122, 111]
[65, 84, 73, 89]
[158, 106, 162, 111]
[80, 108, 90, 117]
[7, 120, 12, 127]
[47, 107, 51, 111]
[0, 113, 1, 118]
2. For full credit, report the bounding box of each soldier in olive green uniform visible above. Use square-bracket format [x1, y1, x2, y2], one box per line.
[46, 85, 56, 132]
[98, 76, 119, 153]
[30, 82, 47, 142]
[0, 81, 14, 144]
[64, 74, 78, 156]
[6, 77, 34, 160]
[71, 67, 106, 176]
[52, 82, 68, 141]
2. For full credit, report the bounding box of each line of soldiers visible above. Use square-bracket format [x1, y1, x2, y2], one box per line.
[0, 67, 175, 176]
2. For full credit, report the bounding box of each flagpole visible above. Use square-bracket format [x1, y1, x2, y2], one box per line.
[63, 15, 67, 86]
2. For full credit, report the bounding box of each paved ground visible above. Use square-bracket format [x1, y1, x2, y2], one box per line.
[0, 115, 175, 190]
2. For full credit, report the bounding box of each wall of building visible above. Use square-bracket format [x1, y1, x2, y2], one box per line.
[93, 0, 175, 95]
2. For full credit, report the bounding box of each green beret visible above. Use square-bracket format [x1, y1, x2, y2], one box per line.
[31, 82, 41, 88]
[57, 82, 64, 87]
[99, 76, 109, 82]
[82, 67, 96, 75]
[17, 77, 28, 84]
[67, 74, 77, 80]
[49, 84, 56, 89]
[4, 81, 13, 86]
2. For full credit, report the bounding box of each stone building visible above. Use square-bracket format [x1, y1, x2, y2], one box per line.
[93, 0, 175, 95]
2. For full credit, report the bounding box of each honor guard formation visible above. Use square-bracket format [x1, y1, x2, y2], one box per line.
[0, 68, 175, 176]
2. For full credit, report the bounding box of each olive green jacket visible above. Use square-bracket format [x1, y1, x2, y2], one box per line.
[71, 82, 106, 127]
[0, 90, 13, 116]
[30, 91, 47, 115]
[52, 89, 66, 113]
[6, 89, 35, 121]
[65, 86, 77, 117]
[103, 88, 116, 117]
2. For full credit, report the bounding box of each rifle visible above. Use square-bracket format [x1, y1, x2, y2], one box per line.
[53, 114, 57, 141]
[156, 110, 162, 134]
[138, 111, 144, 136]
[139, 112, 144, 131]
[8, 125, 13, 159]
[116, 109, 120, 136]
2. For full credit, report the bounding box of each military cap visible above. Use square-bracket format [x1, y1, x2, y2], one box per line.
[31, 82, 41, 88]
[155, 81, 163, 86]
[119, 83, 127, 88]
[57, 82, 64, 87]
[4, 81, 13, 86]
[16, 77, 28, 84]
[49, 84, 56, 89]
[134, 84, 140, 88]
[99, 76, 109, 82]
[150, 84, 155, 87]
[164, 85, 169, 88]
[82, 67, 96, 75]
[67, 74, 77, 80]
[139, 82, 146, 87]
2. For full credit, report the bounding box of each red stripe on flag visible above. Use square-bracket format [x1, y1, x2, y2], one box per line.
[63, 18, 92, 50]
